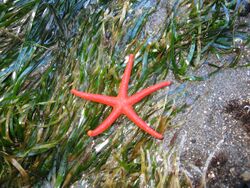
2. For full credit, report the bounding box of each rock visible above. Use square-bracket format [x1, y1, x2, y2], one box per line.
[241, 171, 250, 182]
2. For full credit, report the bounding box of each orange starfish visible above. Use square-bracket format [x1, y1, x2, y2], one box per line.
[71, 54, 171, 139]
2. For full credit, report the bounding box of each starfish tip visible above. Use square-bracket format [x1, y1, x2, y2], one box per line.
[87, 130, 94, 137]
[129, 54, 134, 59]
[159, 135, 164, 140]
[71, 89, 76, 94]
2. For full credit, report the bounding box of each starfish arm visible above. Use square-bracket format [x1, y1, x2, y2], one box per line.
[128, 81, 171, 105]
[118, 54, 135, 97]
[71, 89, 117, 106]
[124, 107, 163, 140]
[87, 108, 121, 137]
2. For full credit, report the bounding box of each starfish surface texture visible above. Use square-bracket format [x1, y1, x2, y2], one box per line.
[71, 54, 171, 139]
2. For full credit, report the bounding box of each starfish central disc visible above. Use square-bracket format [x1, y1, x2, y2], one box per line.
[71, 54, 171, 140]
[116, 97, 130, 107]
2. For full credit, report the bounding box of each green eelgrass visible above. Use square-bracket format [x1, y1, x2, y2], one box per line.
[0, 0, 248, 187]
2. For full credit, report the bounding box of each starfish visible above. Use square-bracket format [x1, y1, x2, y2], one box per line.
[71, 54, 171, 140]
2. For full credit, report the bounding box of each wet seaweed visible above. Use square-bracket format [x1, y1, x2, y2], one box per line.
[0, 0, 249, 187]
